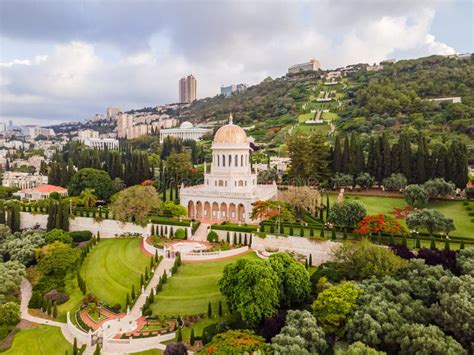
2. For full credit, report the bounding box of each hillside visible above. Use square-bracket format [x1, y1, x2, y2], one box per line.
[177, 54, 473, 159]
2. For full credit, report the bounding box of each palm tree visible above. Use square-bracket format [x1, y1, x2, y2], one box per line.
[80, 188, 97, 208]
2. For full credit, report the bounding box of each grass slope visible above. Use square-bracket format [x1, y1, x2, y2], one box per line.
[150, 252, 259, 317]
[81, 238, 151, 307]
[329, 194, 473, 238]
[2, 325, 71, 355]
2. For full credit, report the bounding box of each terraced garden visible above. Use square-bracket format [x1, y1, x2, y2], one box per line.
[150, 252, 259, 317]
[80, 238, 151, 307]
[2, 325, 71, 355]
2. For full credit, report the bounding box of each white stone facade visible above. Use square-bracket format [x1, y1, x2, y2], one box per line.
[159, 121, 211, 143]
[180, 116, 277, 224]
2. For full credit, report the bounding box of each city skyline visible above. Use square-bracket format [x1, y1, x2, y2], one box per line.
[0, 0, 473, 125]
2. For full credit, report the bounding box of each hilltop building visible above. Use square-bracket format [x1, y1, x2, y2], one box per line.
[180, 115, 277, 224]
[107, 107, 122, 117]
[179, 75, 197, 103]
[288, 58, 320, 74]
[220, 83, 248, 97]
[159, 121, 212, 143]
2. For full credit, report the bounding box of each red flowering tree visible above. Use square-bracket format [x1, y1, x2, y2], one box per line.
[353, 214, 407, 236]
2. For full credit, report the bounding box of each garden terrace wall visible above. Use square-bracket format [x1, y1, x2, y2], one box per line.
[181, 246, 250, 261]
[251, 234, 338, 266]
[19, 212, 191, 239]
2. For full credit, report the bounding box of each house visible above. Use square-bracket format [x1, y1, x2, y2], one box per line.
[15, 184, 68, 200]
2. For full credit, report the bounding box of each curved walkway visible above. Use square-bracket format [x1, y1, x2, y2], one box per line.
[19, 256, 177, 354]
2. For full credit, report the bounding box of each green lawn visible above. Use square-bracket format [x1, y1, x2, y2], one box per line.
[329, 194, 473, 238]
[2, 325, 71, 355]
[56, 272, 83, 322]
[294, 123, 330, 135]
[321, 111, 338, 120]
[150, 252, 259, 317]
[81, 238, 151, 307]
[297, 112, 314, 123]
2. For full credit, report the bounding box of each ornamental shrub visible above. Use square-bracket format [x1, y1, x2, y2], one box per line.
[207, 231, 218, 243]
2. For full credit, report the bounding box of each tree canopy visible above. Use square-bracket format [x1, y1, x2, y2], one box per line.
[68, 168, 114, 200]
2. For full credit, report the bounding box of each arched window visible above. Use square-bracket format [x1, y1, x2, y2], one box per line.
[222, 154, 226, 167]
[241, 155, 243, 166]
[235, 155, 238, 166]
[219, 180, 224, 187]
[217, 155, 220, 167]
[239, 180, 243, 187]
[229, 154, 232, 166]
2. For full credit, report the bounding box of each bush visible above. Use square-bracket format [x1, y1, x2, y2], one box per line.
[207, 231, 219, 243]
[469, 212, 474, 216]
[174, 228, 186, 239]
[110, 303, 121, 313]
[70, 231, 93, 243]
[149, 217, 190, 227]
[0, 302, 20, 326]
[45, 289, 69, 305]
[44, 229, 73, 245]
[28, 291, 43, 309]
[466, 206, 472, 211]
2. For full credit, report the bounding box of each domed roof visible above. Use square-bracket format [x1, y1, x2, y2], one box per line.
[213, 114, 248, 145]
[180, 121, 194, 129]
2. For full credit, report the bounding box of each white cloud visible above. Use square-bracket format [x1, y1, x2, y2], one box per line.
[0, 1, 459, 124]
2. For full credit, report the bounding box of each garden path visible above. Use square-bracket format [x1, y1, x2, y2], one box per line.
[190, 222, 210, 242]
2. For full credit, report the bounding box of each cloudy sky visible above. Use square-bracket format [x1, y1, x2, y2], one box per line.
[0, 0, 472, 125]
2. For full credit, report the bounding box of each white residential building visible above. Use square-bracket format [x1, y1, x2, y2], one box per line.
[2, 171, 48, 189]
[288, 58, 320, 74]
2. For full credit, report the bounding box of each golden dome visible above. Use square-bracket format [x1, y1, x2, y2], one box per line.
[213, 114, 248, 145]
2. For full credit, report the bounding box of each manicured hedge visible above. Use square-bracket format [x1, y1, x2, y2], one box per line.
[149, 216, 191, 227]
[211, 223, 257, 233]
[70, 230, 93, 243]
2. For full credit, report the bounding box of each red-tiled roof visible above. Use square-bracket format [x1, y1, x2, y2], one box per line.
[30, 184, 67, 193]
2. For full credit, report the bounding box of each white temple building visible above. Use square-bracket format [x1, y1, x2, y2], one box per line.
[159, 121, 212, 143]
[180, 115, 277, 224]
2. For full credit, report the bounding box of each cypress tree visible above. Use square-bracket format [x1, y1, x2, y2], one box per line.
[305, 258, 308, 269]
[289, 224, 294, 236]
[73, 338, 78, 355]
[244, 234, 248, 245]
[460, 241, 465, 250]
[377, 231, 382, 245]
[430, 238, 437, 250]
[131, 285, 136, 300]
[207, 301, 212, 318]
[125, 293, 130, 311]
[190, 329, 195, 346]
[97, 231, 100, 242]
[331, 228, 336, 240]
[343, 228, 347, 240]
[53, 302, 58, 318]
[154, 250, 158, 263]
[415, 237, 421, 249]
[381, 133, 392, 179]
[399, 132, 412, 182]
[444, 240, 450, 251]
[177, 328, 182, 342]
[348, 134, 358, 175]
[0, 200, 5, 224]
[218, 300, 223, 317]
[140, 274, 144, 288]
[310, 228, 314, 237]
[402, 235, 407, 247]
[341, 135, 350, 174]
[226, 231, 230, 243]
[299, 227, 304, 237]
[93, 344, 101, 355]
[249, 234, 253, 247]
[320, 227, 325, 238]
[332, 134, 343, 173]
[309, 254, 313, 267]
